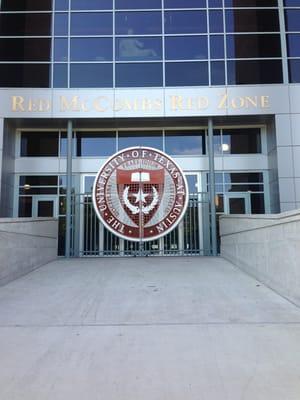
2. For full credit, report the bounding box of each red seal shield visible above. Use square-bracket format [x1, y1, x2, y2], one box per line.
[116, 168, 164, 227]
[93, 147, 189, 241]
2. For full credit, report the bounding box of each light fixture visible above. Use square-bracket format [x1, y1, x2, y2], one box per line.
[215, 194, 220, 207]
[23, 184, 31, 190]
[222, 143, 230, 152]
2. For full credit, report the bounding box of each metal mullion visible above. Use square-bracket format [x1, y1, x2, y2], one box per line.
[206, 1, 211, 86]
[226, 57, 283, 61]
[222, 0, 228, 85]
[224, 7, 279, 10]
[189, 195, 192, 252]
[71, 10, 112, 13]
[93, 200, 96, 253]
[105, 60, 161, 64]
[109, 229, 112, 256]
[0, 61, 51, 64]
[164, 8, 207, 11]
[113, 0, 116, 88]
[193, 192, 197, 253]
[67, 0, 71, 88]
[161, 58, 208, 62]
[184, 209, 187, 253]
[0, 11, 53, 14]
[0, 36, 52, 38]
[51, 1, 55, 88]
[164, 33, 208, 36]
[65, 120, 73, 257]
[228, 32, 281, 35]
[84, 198, 88, 254]
[116, 34, 162, 37]
[208, 118, 217, 256]
[70, 61, 112, 64]
[69, 35, 112, 37]
[115, 8, 162, 12]
[278, 0, 289, 84]
[162, 0, 165, 87]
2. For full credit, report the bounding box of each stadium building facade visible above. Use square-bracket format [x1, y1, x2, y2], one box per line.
[0, 0, 300, 256]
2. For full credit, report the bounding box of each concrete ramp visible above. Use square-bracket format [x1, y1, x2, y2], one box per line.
[0, 257, 300, 399]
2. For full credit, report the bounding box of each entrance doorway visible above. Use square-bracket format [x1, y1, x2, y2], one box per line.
[73, 173, 211, 257]
[224, 193, 251, 215]
[32, 196, 58, 218]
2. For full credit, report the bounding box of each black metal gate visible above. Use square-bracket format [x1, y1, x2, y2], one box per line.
[69, 191, 212, 257]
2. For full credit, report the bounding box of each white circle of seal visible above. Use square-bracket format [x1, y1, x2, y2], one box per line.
[93, 147, 189, 241]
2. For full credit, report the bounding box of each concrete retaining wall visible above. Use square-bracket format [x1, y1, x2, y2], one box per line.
[220, 210, 300, 305]
[0, 218, 58, 286]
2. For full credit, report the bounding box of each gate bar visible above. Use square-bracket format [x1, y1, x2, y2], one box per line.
[65, 119, 73, 257]
[208, 118, 217, 256]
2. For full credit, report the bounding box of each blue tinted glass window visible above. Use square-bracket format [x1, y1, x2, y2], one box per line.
[54, 13, 68, 35]
[287, 34, 300, 57]
[165, 62, 208, 86]
[54, 38, 68, 61]
[222, 129, 261, 155]
[53, 64, 68, 88]
[208, 0, 222, 6]
[116, 63, 163, 87]
[211, 61, 225, 85]
[227, 60, 283, 84]
[84, 176, 96, 192]
[209, 10, 223, 33]
[71, 0, 113, 9]
[0, 38, 49, 61]
[20, 136, 59, 158]
[285, 0, 300, 5]
[115, 12, 162, 34]
[115, 0, 161, 9]
[165, 11, 207, 34]
[77, 133, 116, 157]
[60, 136, 77, 159]
[165, 36, 208, 60]
[186, 175, 198, 193]
[71, 13, 113, 35]
[1, 1, 51, 11]
[70, 64, 113, 87]
[226, 10, 280, 32]
[116, 37, 162, 60]
[225, 0, 277, 5]
[164, 0, 206, 7]
[289, 59, 300, 83]
[0, 13, 51, 36]
[118, 132, 163, 150]
[55, 0, 68, 10]
[285, 10, 300, 31]
[71, 38, 113, 61]
[226, 34, 281, 58]
[210, 35, 224, 59]
[165, 131, 205, 155]
[0, 64, 51, 87]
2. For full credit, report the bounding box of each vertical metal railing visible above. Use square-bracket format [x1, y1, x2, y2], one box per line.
[70, 191, 212, 257]
[65, 120, 73, 257]
[208, 118, 217, 256]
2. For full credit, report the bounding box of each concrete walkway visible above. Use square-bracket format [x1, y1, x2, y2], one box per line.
[0, 257, 300, 399]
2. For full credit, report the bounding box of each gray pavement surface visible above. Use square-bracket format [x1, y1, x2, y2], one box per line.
[0, 256, 300, 399]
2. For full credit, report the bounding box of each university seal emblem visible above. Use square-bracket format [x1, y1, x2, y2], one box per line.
[93, 147, 189, 241]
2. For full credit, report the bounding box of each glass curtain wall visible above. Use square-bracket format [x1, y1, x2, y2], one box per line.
[19, 129, 208, 157]
[17, 126, 267, 255]
[18, 174, 72, 256]
[0, 0, 285, 87]
[285, 0, 300, 83]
